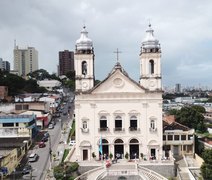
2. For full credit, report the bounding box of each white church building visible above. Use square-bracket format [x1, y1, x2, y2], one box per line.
[74, 25, 163, 162]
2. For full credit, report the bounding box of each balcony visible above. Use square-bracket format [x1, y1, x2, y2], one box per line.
[149, 128, 157, 132]
[81, 128, 89, 133]
[113, 127, 125, 132]
[98, 127, 109, 132]
[129, 127, 140, 131]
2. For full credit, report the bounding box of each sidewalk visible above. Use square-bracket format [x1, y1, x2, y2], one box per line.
[54, 119, 72, 166]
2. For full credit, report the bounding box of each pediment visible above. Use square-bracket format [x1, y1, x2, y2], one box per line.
[91, 69, 146, 94]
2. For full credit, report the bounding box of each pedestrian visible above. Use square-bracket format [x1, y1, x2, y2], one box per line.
[57, 151, 60, 156]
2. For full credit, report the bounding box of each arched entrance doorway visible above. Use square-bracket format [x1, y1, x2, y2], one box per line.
[129, 139, 139, 159]
[114, 139, 124, 159]
[102, 139, 109, 159]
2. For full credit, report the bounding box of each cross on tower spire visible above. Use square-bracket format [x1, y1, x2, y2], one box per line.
[113, 48, 122, 63]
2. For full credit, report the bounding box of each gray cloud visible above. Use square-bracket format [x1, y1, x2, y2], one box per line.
[0, 0, 212, 88]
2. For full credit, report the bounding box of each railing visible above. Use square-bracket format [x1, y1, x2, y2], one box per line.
[113, 127, 125, 132]
[98, 127, 109, 132]
[81, 128, 89, 133]
[64, 144, 76, 162]
[138, 166, 168, 180]
[74, 166, 104, 180]
[96, 171, 107, 180]
[177, 166, 183, 180]
[149, 128, 157, 132]
[129, 127, 140, 131]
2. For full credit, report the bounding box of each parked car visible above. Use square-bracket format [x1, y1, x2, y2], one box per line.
[22, 165, 32, 174]
[69, 140, 76, 146]
[41, 136, 48, 142]
[44, 132, 49, 138]
[38, 141, 46, 148]
[28, 153, 39, 162]
[48, 123, 54, 129]
[63, 112, 67, 116]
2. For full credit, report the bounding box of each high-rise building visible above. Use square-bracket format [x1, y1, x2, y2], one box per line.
[0, 58, 10, 72]
[59, 50, 74, 76]
[175, 83, 181, 93]
[13, 46, 38, 76]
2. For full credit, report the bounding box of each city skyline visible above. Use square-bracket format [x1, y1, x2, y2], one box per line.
[0, 0, 212, 87]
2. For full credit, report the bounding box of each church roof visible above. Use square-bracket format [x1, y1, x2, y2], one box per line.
[86, 62, 147, 94]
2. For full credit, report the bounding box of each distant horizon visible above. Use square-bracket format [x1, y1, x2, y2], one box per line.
[0, 1, 211, 88]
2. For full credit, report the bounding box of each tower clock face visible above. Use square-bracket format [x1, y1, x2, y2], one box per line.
[149, 80, 156, 87]
[82, 82, 88, 88]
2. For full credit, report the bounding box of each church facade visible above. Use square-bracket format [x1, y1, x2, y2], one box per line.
[74, 25, 163, 162]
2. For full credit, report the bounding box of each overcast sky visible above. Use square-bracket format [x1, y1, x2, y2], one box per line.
[0, 0, 212, 89]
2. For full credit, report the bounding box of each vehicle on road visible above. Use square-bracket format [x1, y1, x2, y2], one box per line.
[63, 112, 67, 116]
[69, 140, 76, 146]
[48, 123, 54, 129]
[41, 136, 48, 142]
[22, 165, 32, 174]
[28, 153, 39, 162]
[44, 132, 49, 138]
[38, 141, 46, 148]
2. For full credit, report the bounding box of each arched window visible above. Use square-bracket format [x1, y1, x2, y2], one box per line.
[130, 116, 137, 131]
[149, 60, 154, 74]
[82, 61, 87, 75]
[129, 139, 139, 144]
[82, 121, 87, 129]
[150, 119, 156, 131]
[114, 139, 124, 144]
[100, 116, 107, 131]
[115, 116, 122, 131]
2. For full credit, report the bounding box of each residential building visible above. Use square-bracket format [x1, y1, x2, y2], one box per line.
[37, 79, 62, 91]
[0, 86, 8, 100]
[13, 45, 38, 76]
[163, 115, 195, 158]
[0, 114, 33, 176]
[0, 114, 37, 140]
[73, 25, 163, 162]
[59, 50, 74, 76]
[0, 58, 10, 72]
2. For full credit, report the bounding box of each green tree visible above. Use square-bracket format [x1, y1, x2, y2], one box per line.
[192, 105, 206, 113]
[174, 107, 206, 133]
[201, 149, 212, 180]
[66, 71, 75, 81]
[27, 69, 51, 80]
[0, 72, 26, 96]
[24, 79, 47, 93]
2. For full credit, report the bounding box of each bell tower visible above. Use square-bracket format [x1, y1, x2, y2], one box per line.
[139, 24, 162, 91]
[75, 26, 95, 92]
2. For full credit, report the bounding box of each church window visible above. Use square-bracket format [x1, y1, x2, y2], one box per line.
[82, 61, 87, 75]
[150, 119, 157, 131]
[100, 116, 108, 131]
[115, 116, 122, 131]
[82, 121, 87, 129]
[149, 60, 154, 74]
[129, 115, 137, 131]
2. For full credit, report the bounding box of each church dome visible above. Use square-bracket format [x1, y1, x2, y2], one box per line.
[142, 24, 160, 50]
[76, 26, 93, 52]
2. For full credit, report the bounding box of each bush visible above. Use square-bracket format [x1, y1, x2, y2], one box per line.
[125, 152, 129, 159]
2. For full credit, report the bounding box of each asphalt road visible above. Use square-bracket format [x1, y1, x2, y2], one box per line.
[9, 92, 75, 180]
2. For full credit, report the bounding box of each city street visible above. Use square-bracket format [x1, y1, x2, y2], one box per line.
[20, 92, 74, 180]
